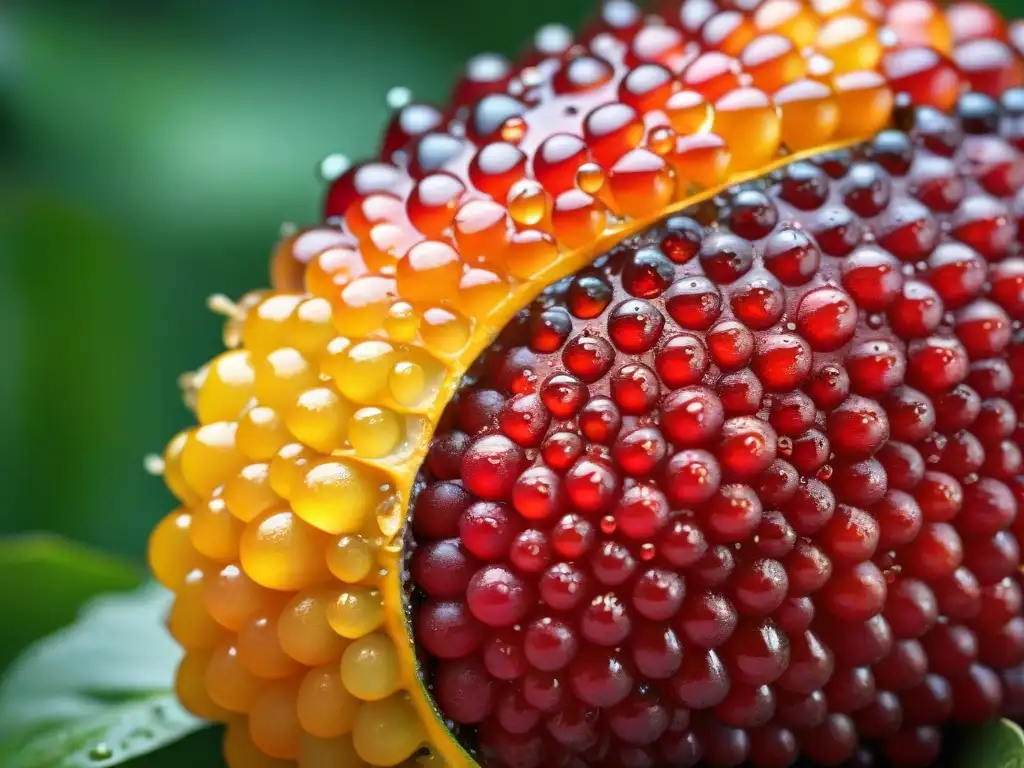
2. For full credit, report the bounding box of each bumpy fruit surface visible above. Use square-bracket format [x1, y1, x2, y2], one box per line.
[148, 1, 1024, 767]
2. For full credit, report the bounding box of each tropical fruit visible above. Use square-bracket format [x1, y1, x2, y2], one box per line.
[149, 1, 1024, 765]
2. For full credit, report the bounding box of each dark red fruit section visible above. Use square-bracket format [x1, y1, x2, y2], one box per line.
[409, 92, 1024, 768]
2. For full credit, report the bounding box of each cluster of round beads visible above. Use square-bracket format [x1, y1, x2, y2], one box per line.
[147, 0, 1024, 766]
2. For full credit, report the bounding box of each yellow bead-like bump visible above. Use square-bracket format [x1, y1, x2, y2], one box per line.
[332, 276, 398, 338]
[318, 336, 351, 383]
[297, 665, 361, 738]
[352, 694, 425, 767]
[299, 734, 368, 768]
[833, 70, 895, 138]
[204, 562, 276, 632]
[383, 302, 420, 342]
[190, 497, 244, 562]
[388, 361, 427, 407]
[327, 534, 375, 583]
[268, 443, 321, 499]
[713, 88, 783, 172]
[326, 586, 385, 640]
[180, 422, 246, 498]
[285, 297, 336, 359]
[243, 294, 303, 356]
[348, 407, 403, 458]
[168, 568, 227, 650]
[327, 340, 395, 403]
[222, 463, 282, 523]
[240, 507, 331, 590]
[238, 609, 304, 680]
[286, 387, 354, 453]
[396, 241, 463, 304]
[340, 633, 401, 702]
[197, 349, 256, 424]
[816, 15, 883, 73]
[237, 406, 292, 462]
[290, 459, 386, 535]
[175, 652, 229, 721]
[755, 0, 821, 48]
[163, 430, 199, 504]
[205, 642, 265, 713]
[774, 79, 841, 150]
[223, 720, 296, 768]
[278, 588, 352, 666]
[149, 509, 210, 590]
[420, 307, 471, 356]
[248, 679, 303, 760]
[666, 91, 712, 135]
[254, 348, 321, 412]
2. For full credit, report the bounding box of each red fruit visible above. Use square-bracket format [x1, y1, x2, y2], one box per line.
[396, 55, 1024, 765]
[412, 538, 479, 598]
[417, 600, 484, 659]
[467, 565, 532, 628]
[434, 655, 497, 724]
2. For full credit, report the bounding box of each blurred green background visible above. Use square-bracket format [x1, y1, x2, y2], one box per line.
[2, 0, 1022, 576]
[1, 0, 605, 566]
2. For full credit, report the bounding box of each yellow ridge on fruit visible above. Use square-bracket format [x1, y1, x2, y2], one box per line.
[146, 0, 1024, 765]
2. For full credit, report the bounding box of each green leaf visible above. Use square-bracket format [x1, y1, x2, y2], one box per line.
[0, 582, 208, 767]
[957, 719, 1024, 768]
[3, 694, 201, 768]
[0, 536, 141, 672]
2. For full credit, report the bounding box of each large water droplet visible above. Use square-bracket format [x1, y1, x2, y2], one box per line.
[88, 743, 113, 762]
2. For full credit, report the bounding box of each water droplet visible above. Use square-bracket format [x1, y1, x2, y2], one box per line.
[507, 180, 548, 226]
[386, 86, 413, 110]
[521, 67, 544, 87]
[500, 116, 527, 143]
[576, 162, 606, 195]
[142, 454, 164, 476]
[647, 126, 676, 156]
[88, 744, 113, 762]
[878, 27, 899, 48]
[318, 154, 350, 182]
[377, 494, 403, 537]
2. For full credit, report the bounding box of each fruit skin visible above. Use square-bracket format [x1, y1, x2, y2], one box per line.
[146, 0, 1024, 766]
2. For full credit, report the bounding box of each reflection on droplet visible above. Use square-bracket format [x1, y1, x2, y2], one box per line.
[318, 154, 351, 182]
[377, 492, 403, 538]
[386, 85, 413, 109]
